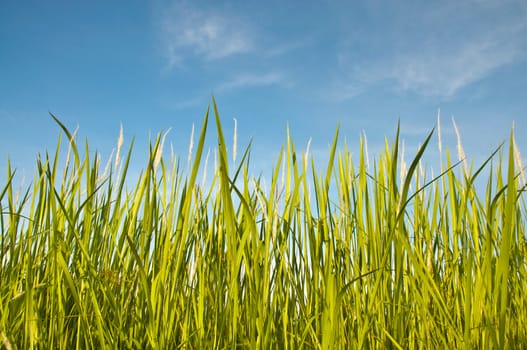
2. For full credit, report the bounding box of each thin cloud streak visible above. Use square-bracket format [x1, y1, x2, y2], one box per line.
[171, 96, 209, 110]
[217, 72, 288, 92]
[263, 37, 314, 58]
[169, 72, 288, 111]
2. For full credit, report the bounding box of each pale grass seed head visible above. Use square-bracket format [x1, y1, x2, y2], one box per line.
[201, 148, 210, 190]
[400, 140, 407, 184]
[188, 123, 195, 167]
[281, 150, 286, 193]
[304, 137, 312, 169]
[154, 128, 171, 170]
[362, 130, 370, 169]
[170, 142, 175, 163]
[512, 122, 526, 185]
[97, 152, 113, 185]
[94, 153, 101, 180]
[452, 116, 468, 173]
[114, 123, 124, 170]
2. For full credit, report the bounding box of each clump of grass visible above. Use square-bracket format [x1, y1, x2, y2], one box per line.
[1, 98, 526, 349]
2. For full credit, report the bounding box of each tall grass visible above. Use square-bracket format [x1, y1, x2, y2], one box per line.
[1, 98, 526, 349]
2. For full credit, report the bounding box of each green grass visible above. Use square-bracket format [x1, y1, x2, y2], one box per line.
[1, 98, 526, 349]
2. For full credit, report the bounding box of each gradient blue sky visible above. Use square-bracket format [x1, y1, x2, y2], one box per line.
[2, 0, 527, 182]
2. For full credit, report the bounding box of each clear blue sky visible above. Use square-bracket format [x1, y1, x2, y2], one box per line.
[2, 0, 527, 182]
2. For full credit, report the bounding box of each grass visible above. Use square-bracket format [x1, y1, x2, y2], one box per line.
[1, 98, 526, 349]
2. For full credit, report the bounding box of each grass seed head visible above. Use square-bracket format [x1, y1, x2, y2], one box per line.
[188, 123, 195, 167]
[452, 116, 468, 173]
[115, 122, 124, 170]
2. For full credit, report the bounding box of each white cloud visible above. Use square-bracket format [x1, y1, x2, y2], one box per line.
[263, 37, 314, 58]
[217, 72, 288, 92]
[332, 1, 527, 99]
[388, 37, 522, 97]
[171, 96, 208, 110]
[167, 72, 288, 107]
[159, 2, 253, 68]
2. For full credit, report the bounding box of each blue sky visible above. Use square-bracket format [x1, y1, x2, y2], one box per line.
[2, 0, 527, 183]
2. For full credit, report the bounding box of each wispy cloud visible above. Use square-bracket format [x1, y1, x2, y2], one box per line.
[263, 37, 314, 58]
[217, 72, 288, 92]
[170, 96, 209, 110]
[159, 2, 253, 68]
[386, 33, 523, 97]
[167, 72, 288, 109]
[332, 1, 527, 99]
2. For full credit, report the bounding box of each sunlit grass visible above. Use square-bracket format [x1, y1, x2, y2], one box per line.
[1, 98, 526, 349]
